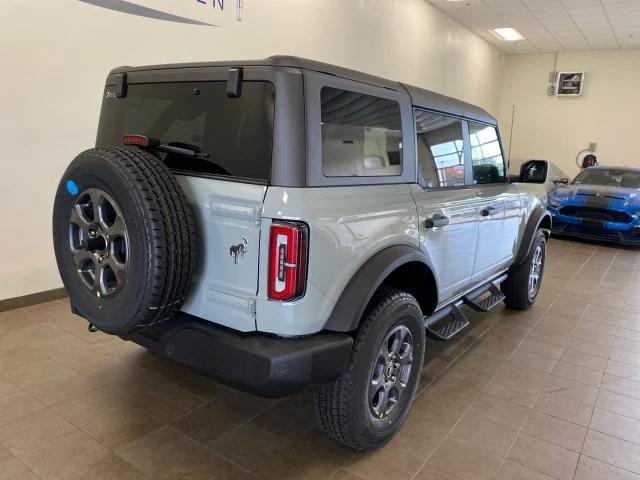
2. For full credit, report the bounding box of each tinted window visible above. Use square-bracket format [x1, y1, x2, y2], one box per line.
[469, 122, 506, 185]
[96, 82, 275, 182]
[415, 110, 466, 188]
[573, 168, 640, 188]
[321, 88, 402, 177]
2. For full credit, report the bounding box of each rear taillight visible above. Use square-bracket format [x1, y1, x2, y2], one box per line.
[268, 221, 308, 301]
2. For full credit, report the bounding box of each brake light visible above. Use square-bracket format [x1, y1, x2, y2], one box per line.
[268, 221, 308, 301]
[122, 135, 160, 147]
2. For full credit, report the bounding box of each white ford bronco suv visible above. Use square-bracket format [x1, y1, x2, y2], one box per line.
[53, 56, 551, 450]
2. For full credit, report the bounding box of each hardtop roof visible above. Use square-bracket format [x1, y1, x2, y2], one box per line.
[111, 55, 496, 125]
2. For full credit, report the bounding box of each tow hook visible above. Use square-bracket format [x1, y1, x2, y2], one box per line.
[88, 323, 99, 333]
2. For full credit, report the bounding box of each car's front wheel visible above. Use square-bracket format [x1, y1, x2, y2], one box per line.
[314, 288, 425, 450]
[502, 229, 547, 310]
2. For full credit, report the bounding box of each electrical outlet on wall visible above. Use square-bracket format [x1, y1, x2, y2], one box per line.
[589, 142, 597, 152]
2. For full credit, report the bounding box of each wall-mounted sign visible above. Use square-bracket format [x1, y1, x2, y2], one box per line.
[555, 71, 585, 96]
[78, 0, 244, 26]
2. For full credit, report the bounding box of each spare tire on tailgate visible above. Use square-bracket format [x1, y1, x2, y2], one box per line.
[52, 147, 197, 334]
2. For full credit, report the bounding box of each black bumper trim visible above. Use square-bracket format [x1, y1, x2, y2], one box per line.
[552, 223, 640, 246]
[122, 313, 353, 398]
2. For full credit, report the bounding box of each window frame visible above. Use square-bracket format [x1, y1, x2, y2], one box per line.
[414, 107, 473, 191]
[305, 71, 416, 187]
[466, 120, 508, 187]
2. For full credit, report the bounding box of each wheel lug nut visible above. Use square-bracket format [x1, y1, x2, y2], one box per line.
[97, 256, 104, 264]
[89, 230, 96, 237]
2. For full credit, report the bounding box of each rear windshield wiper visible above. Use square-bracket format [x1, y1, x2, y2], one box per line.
[122, 135, 210, 160]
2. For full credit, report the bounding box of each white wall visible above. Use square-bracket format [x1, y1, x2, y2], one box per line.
[0, 0, 503, 300]
[498, 50, 640, 178]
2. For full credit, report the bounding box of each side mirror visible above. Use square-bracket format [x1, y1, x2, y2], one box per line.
[553, 177, 569, 185]
[519, 160, 548, 184]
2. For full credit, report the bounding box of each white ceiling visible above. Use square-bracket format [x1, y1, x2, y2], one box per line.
[427, 0, 640, 53]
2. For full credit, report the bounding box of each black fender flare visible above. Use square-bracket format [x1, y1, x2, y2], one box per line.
[323, 245, 433, 333]
[513, 206, 552, 265]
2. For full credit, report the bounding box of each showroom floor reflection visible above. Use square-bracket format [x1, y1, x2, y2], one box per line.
[1, 238, 640, 480]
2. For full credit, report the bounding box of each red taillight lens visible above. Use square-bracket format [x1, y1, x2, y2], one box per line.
[268, 221, 308, 301]
[122, 135, 160, 147]
[122, 135, 150, 147]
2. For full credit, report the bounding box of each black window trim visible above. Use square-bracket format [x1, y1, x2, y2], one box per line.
[413, 107, 472, 192]
[466, 120, 509, 187]
[304, 71, 417, 187]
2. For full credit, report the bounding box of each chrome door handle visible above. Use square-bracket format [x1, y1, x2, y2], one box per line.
[425, 214, 450, 228]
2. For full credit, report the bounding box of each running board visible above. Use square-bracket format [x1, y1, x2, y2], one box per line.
[424, 274, 508, 341]
[463, 275, 507, 312]
[424, 303, 470, 341]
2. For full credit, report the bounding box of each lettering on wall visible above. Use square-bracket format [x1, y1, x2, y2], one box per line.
[196, 0, 244, 22]
[77, 0, 244, 26]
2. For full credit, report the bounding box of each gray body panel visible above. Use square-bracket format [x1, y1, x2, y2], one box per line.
[472, 185, 523, 283]
[410, 185, 478, 300]
[176, 176, 266, 332]
[258, 185, 419, 335]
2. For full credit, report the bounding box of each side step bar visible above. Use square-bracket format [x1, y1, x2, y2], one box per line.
[463, 274, 507, 312]
[425, 302, 469, 341]
[424, 274, 508, 342]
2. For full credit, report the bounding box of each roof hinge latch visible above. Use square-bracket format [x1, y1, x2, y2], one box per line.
[226, 68, 243, 98]
[115, 73, 128, 98]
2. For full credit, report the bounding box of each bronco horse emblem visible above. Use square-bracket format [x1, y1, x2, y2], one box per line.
[230, 238, 248, 264]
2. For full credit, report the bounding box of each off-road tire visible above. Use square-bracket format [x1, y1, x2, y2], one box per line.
[314, 288, 425, 450]
[52, 147, 197, 334]
[502, 229, 546, 310]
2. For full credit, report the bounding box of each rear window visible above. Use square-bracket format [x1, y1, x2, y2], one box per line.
[96, 81, 275, 182]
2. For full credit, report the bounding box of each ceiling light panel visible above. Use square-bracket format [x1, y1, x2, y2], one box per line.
[428, 0, 640, 53]
[493, 27, 526, 40]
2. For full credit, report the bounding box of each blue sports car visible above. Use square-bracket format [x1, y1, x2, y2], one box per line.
[548, 166, 640, 245]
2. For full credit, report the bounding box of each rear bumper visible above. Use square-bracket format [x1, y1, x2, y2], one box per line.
[122, 313, 353, 398]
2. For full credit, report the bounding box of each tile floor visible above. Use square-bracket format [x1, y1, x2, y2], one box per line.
[1, 238, 640, 479]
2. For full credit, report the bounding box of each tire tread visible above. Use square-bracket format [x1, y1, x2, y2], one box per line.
[314, 288, 422, 450]
[83, 147, 196, 331]
[502, 230, 546, 310]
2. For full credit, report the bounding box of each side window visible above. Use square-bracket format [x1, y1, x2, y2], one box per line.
[321, 87, 403, 177]
[469, 122, 506, 185]
[415, 110, 466, 188]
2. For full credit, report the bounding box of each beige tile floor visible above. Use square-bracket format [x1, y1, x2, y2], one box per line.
[1, 238, 640, 479]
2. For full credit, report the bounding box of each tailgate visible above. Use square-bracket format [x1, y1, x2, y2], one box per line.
[177, 176, 266, 332]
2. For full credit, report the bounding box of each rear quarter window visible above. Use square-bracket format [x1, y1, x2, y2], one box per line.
[96, 81, 275, 183]
[320, 87, 403, 177]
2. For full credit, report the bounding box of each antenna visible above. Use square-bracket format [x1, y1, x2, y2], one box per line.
[508, 105, 516, 162]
